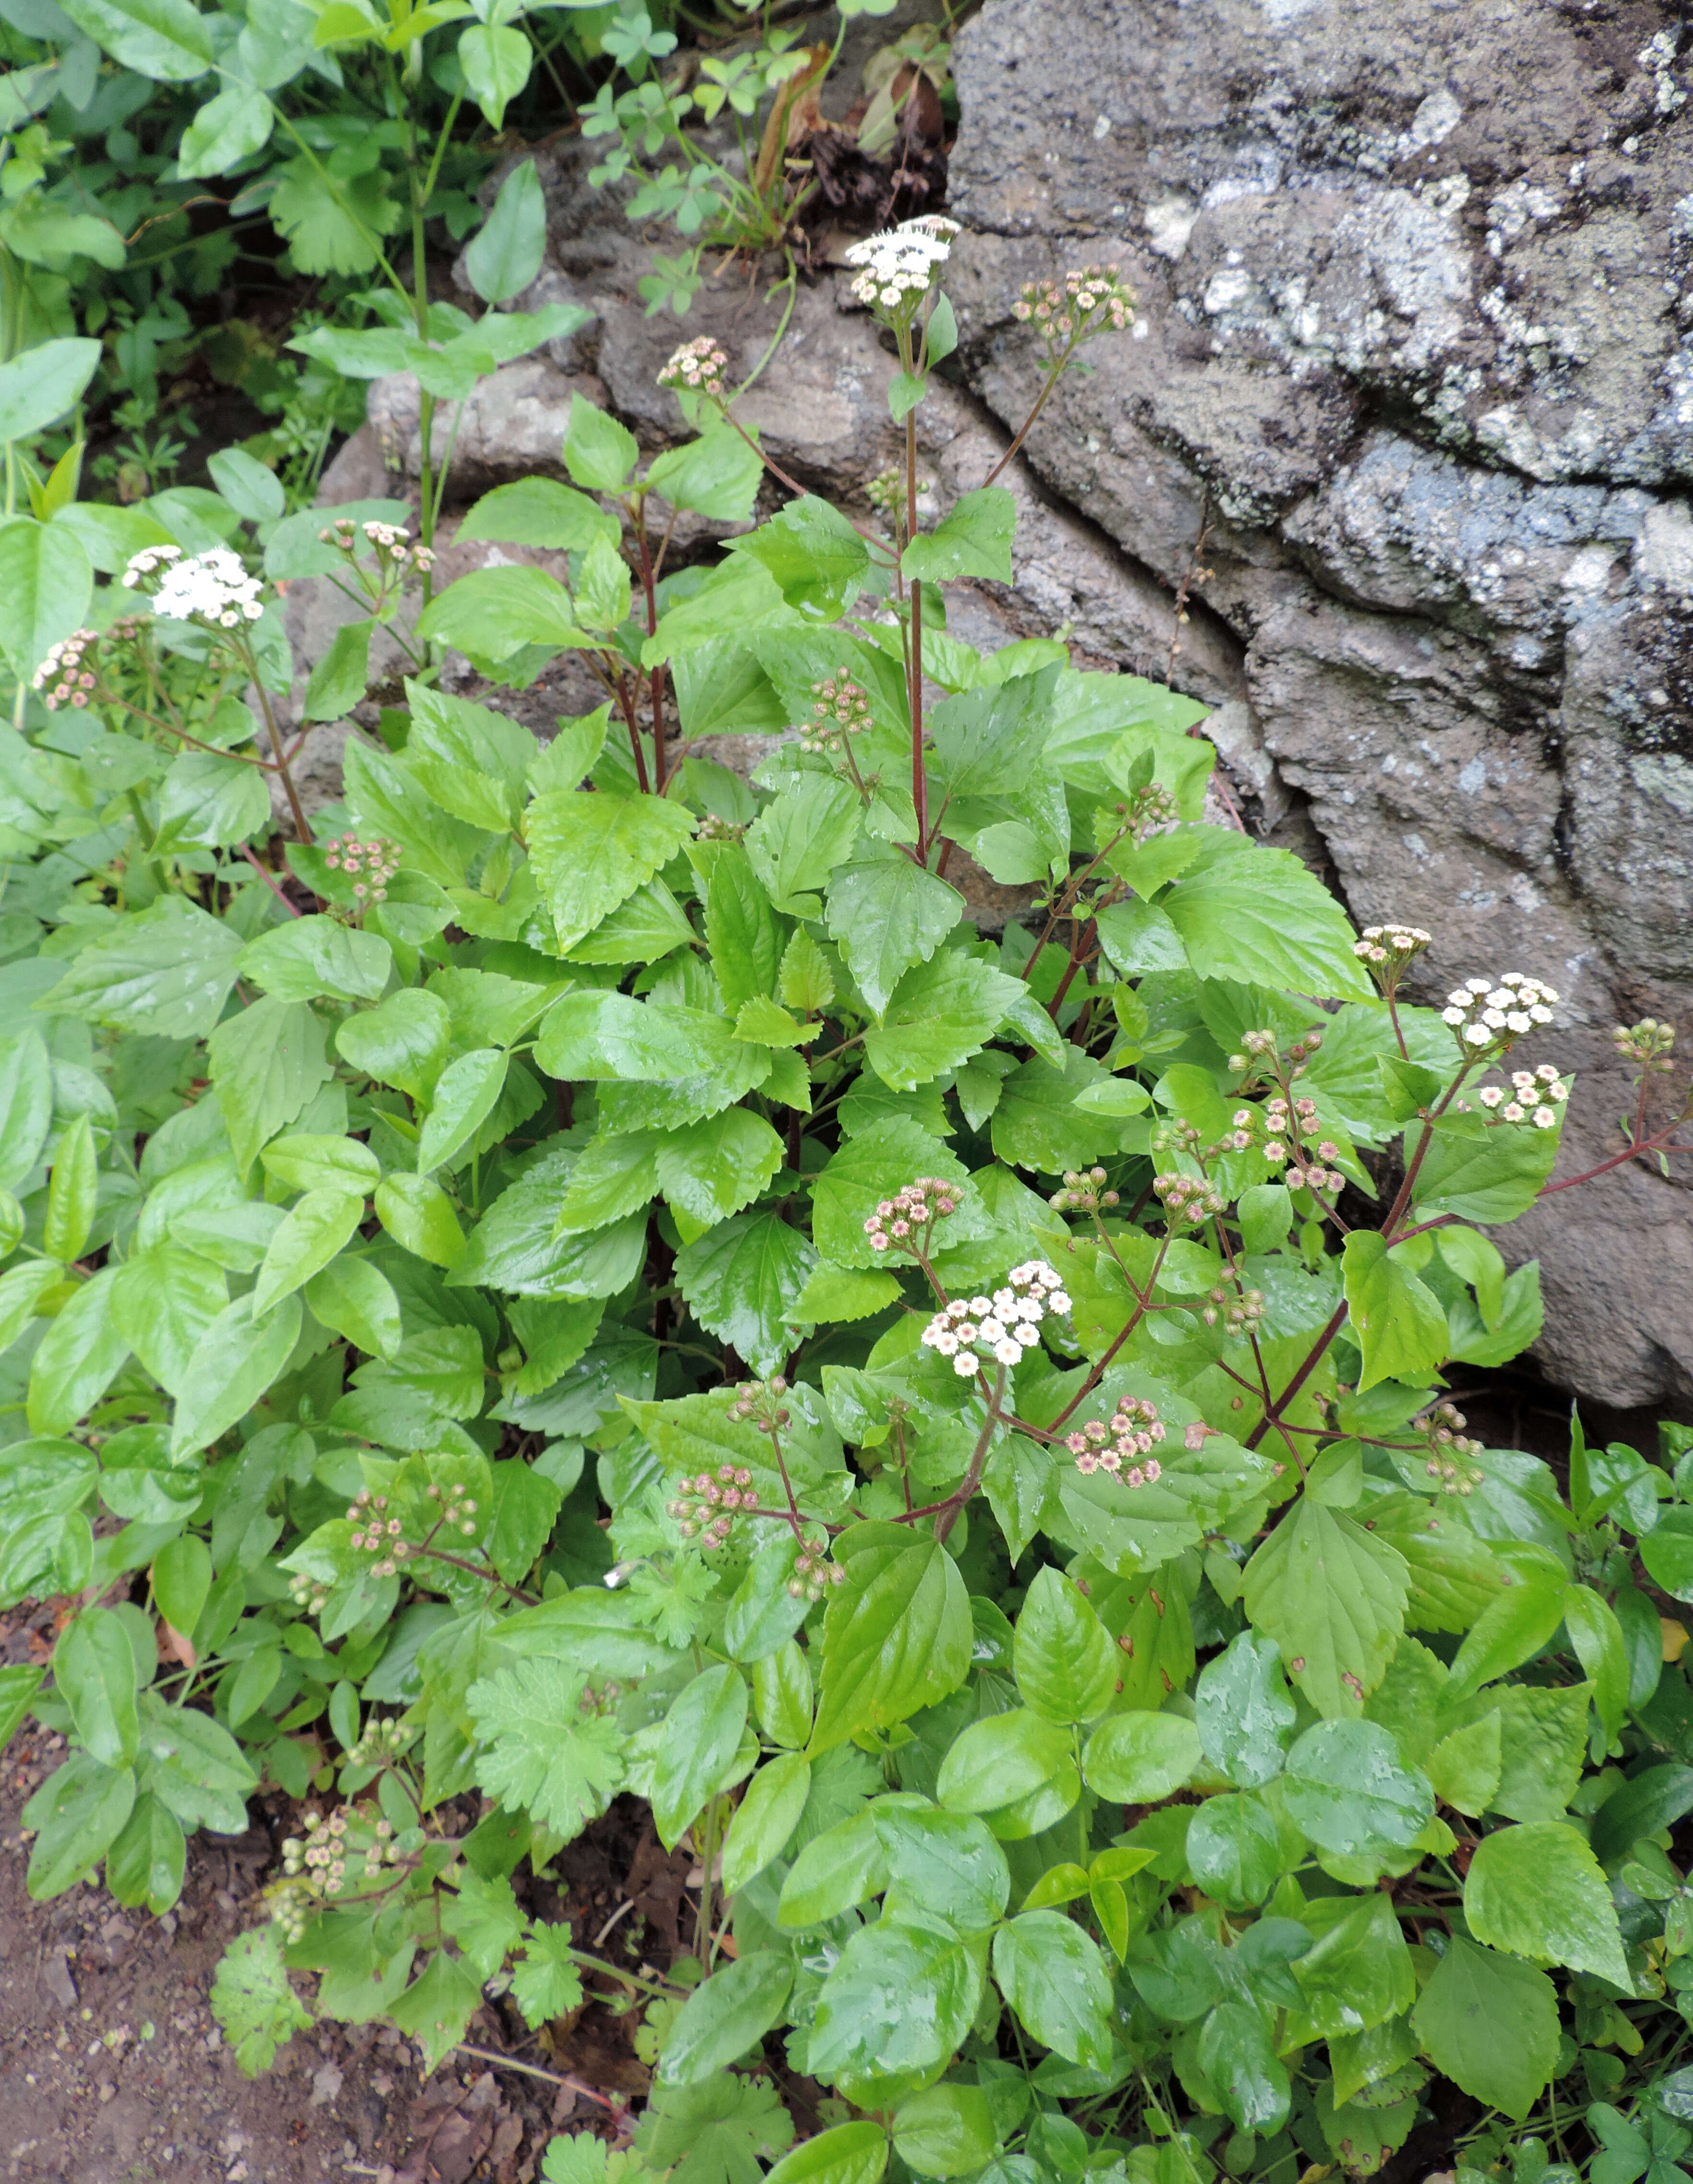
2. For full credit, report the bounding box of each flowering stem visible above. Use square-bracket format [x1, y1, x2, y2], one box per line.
[905, 402, 929, 855]
[1380, 1065, 1473, 1245]
[715, 407, 893, 560]
[237, 639, 313, 845]
[1244, 1067, 1476, 1452]
[408, 1543, 538, 1605]
[980, 340, 1076, 492]
[1243, 1299, 1347, 1454]
[1047, 1234, 1171, 1433]
[1537, 1121, 1693, 1197]
[1047, 923, 1095, 1023]
[452, 2044, 621, 2113]
[767, 1434, 809, 1548]
[239, 844, 299, 916]
[928, 1362, 1008, 1544]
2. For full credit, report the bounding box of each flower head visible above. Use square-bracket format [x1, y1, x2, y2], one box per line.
[1469, 1065, 1568, 1128]
[1013, 263, 1135, 364]
[659, 336, 729, 400]
[799, 672, 873, 756]
[1353, 922, 1432, 992]
[124, 544, 264, 629]
[1613, 1017, 1677, 1073]
[1064, 1393, 1167, 1481]
[668, 1465, 757, 1549]
[846, 217, 959, 317]
[32, 628, 102, 711]
[920, 1261, 1069, 1377]
[322, 832, 402, 906]
[1441, 971, 1558, 1055]
[1050, 1165, 1121, 1213]
[864, 1175, 960, 1256]
[317, 514, 432, 576]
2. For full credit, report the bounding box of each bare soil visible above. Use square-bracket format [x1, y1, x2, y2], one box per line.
[0, 1603, 681, 2184]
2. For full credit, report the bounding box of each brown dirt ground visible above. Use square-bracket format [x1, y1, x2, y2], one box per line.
[0, 1600, 686, 2184]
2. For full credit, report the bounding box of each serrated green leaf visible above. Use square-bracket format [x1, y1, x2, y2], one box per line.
[1242, 1499, 1409, 1718]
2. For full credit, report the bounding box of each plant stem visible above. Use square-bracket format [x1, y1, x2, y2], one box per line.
[980, 350, 1071, 490]
[237, 640, 313, 844]
[453, 2045, 620, 2110]
[931, 1363, 1007, 1544]
[905, 397, 928, 853]
[239, 844, 298, 915]
[695, 1794, 721, 1956]
[1536, 1119, 1693, 1197]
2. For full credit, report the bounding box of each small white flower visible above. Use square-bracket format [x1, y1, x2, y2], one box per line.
[1443, 1007, 1466, 1026]
[1466, 976, 1491, 993]
[1479, 1086, 1504, 1108]
[1481, 1008, 1507, 1029]
[1464, 1023, 1491, 1045]
[1502, 1102, 1525, 1121]
[1505, 1011, 1531, 1033]
[1050, 1292, 1071, 1314]
[994, 1338, 1023, 1366]
[954, 1353, 978, 1376]
[1529, 1004, 1553, 1023]
[1533, 1106, 1557, 1128]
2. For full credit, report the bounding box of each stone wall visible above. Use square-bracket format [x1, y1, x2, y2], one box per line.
[312, 0, 1693, 1408]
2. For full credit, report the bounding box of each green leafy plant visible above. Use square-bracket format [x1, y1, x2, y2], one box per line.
[5, 200, 1693, 2184]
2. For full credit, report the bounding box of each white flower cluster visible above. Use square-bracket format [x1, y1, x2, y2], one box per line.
[921, 1261, 1070, 1376]
[1442, 971, 1557, 1047]
[123, 543, 264, 629]
[1354, 923, 1431, 966]
[845, 215, 960, 313]
[1477, 1064, 1568, 1128]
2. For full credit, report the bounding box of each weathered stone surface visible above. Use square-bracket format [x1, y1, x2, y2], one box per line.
[938, 0, 1693, 1408]
[293, 0, 1693, 1404]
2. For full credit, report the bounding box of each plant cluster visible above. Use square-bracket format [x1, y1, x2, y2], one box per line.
[0, 0, 960, 514]
[3, 162, 1693, 2184]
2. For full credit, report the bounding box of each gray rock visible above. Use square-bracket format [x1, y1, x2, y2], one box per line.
[944, 0, 1693, 1409]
